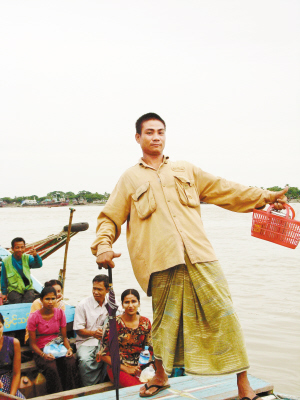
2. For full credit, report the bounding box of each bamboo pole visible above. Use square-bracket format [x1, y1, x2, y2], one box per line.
[60, 208, 75, 295]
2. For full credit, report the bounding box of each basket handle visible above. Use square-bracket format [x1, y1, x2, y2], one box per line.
[266, 203, 295, 220]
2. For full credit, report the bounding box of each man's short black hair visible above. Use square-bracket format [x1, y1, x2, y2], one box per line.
[11, 237, 26, 248]
[135, 113, 166, 135]
[92, 274, 109, 289]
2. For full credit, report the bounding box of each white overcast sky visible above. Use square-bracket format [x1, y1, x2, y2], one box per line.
[1, 0, 299, 198]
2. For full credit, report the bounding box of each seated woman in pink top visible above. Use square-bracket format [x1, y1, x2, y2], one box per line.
[25, 279, 65, 343]
[27, 286, 79, 394]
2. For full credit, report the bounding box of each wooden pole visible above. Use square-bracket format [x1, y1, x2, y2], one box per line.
[60, 208, 75, 295]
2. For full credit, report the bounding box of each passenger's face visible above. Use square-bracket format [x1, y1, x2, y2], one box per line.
[92, 281, 109, 304]
[122, 294, 140, 316]
[12, 241, 26, 260]
[52, 284, 62, 300]
[135, 120, 166, 157]
[42, 292, 56, 310]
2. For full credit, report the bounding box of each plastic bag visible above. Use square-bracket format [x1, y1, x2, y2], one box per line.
[43, 343, 68, 358]
[139, 364, 156, 383]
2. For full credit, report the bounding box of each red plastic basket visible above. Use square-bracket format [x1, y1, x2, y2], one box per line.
[251, 204, 300, 249]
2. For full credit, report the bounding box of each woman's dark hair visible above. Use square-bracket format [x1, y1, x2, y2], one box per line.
[45, 279, 63, 289]
[0, 313, 4, 325]
[121, 289, 140, 303]
[40, 286, 57, 299]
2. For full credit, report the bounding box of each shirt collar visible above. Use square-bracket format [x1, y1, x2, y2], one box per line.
[138, 155, 169, 169]
[92, 295, 108, 309]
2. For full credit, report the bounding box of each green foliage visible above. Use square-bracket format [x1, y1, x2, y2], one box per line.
[267, 186, 283, 192]
[287, 187, 300, 199]
[2, 197, 14, 204]
[1, 191, 111, 204]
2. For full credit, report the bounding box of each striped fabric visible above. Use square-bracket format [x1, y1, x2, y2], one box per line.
[151, 255, 249, 375]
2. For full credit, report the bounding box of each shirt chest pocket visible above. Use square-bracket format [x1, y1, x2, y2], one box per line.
[132, 182, 157, 220]
[7, 271, 18, 286]
[174, 176, 199, 207]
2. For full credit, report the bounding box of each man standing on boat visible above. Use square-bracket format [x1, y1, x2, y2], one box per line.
[1, 237, 43, 304]
[91, 113, 288, 398]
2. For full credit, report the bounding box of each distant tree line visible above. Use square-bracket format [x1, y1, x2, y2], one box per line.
[1, 186, 300, 205]
[0, 190, 110, 204]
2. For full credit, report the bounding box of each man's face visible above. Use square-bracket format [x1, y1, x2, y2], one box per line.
[92, 281, 109, 305]
[12, 241, 26, 260]
[135, 119, 166, 157]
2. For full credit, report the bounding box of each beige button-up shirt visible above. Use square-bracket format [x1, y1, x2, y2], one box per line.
[91, 157, 271, 295]
[74, 295, 109, 349]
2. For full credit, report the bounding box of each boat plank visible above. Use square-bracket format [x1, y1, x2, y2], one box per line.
[20, 360, 36, 373]
[73, 374, 273, 400]
[33, 382, 114, 400]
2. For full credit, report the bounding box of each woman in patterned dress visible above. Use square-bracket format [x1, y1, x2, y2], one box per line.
[97, 289, 153, 387]
[0, 313, 25, 399]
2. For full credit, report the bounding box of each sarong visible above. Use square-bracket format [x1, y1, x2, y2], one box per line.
[0, 372, 26, 399]
[151, 255, 249, 375]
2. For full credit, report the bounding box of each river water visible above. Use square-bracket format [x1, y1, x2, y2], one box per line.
[0, 204, 299, 396]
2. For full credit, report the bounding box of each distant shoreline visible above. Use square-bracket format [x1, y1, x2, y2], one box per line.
[2, 199, 300, 209]
[1, 202, 106, 208]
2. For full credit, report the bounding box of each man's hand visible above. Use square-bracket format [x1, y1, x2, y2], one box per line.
[96, 251, 121, 269]
[32, 247, 38, 257]
[96, 351, 102, 363]
[2, 295, 7, 303]
[93, 327, 103, 340]
[267, 186, 289, 210]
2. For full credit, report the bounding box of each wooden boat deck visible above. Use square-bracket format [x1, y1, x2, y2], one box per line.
[33, 374, 273, 400]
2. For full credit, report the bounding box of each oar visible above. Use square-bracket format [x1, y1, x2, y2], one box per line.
[59, 208, 75, 295]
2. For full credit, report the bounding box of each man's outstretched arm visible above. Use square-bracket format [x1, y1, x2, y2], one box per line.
[195, 166, 289, 212]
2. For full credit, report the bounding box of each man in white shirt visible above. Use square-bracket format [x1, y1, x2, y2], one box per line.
[74, 274, 110, 386]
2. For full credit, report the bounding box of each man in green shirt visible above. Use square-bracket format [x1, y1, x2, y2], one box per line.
[1, 237, 43, 304]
